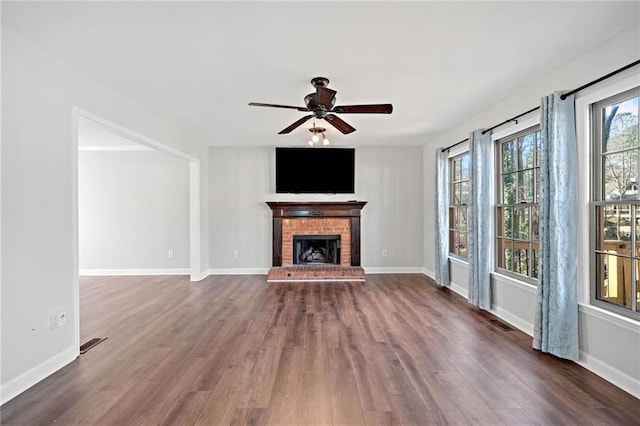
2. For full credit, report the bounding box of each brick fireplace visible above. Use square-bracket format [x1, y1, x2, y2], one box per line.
[266, 201, 366, 281]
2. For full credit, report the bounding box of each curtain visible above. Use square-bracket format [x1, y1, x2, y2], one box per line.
[468, 129, 492, 310]
[533, 92, 579, 361]
[435, 148, 450, 287]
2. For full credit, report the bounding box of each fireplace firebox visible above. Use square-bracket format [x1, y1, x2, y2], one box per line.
[293, 235, 340, 265]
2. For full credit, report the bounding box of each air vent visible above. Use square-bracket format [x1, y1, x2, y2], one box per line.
[80, 337, 107, 354]
[489, 319, 516, 331]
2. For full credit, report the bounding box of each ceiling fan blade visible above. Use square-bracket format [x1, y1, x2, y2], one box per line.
[249, 102, 309, 112]
[278, 115, 313, 134]
[315, 87, 337, 107]
[325, 114, 356, 134]
[332, 104, 393, 114]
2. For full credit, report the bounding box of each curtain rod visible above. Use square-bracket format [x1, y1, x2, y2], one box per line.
[441, 59, 640, 152]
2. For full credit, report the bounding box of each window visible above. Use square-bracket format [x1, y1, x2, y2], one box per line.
[449, 153, 469, 258]
[496, 127, 541, 281]
[592, 87, 640, 319]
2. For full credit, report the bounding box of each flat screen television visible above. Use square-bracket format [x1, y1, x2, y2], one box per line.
[276, 147, 355, 194]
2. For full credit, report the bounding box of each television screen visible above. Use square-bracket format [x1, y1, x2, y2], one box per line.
[276, 147, 355, 194]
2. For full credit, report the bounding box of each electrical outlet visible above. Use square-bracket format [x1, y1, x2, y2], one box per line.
[50, 313, 60, 330]
[232, 250, 239, 258]
[382, 249, 388, 257]
[50, 311, 67, 330]
[168, 250, 174, 258]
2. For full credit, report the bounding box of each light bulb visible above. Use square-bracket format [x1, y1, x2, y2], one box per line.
[322, 134, 329, 145]
[308, 140, 314, 146]
[311, 133, 320, 143]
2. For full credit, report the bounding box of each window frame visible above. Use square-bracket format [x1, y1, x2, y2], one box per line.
[448, 152, 470, 260]
[590, 86, 640, 321]
[494, 125, 541, 285]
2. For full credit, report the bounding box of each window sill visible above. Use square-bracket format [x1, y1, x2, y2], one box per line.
[490, 271, 537, 295]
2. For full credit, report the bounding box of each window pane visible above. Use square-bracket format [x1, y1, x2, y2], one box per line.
[461, 155, 470, 180]
[502, 172, 516, 204]
[603, 96, 639, 153]
[513, 207, 529, 240]
[460, 181, 469, 205]
[531, 244, 539, 279]
[603, 150, 639, 200]
[498, 206, 512, 237]
[452, 183, 461, 204]
[518, 133, 534, 169]
[457, 207, 467, 232]
[453, 158, 461, 181]
[596, 252, 633, 310]
[513, 244, 529, 276]
[535, 131, 542, 165]
[518, 169, 535, 203]
[497, 239, 513, 270]
[531, 207, 539, 242]
[598, 204, 632, 247]
[458, 231, 468, 257]
[502, 140, 516, 173]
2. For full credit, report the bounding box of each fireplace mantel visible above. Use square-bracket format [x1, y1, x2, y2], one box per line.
[266, 201, 367, 267]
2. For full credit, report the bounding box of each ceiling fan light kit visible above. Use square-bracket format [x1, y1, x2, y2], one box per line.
[249, 77, 393, 141]
[307, 125, 329, 146]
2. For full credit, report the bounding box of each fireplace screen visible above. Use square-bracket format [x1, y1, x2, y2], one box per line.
[293, 235, 341, 265]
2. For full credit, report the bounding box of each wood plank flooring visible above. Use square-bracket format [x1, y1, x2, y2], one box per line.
[2, 274, 639, 425]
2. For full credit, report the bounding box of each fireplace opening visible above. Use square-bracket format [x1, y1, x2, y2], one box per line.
[293, 235, 341, 265]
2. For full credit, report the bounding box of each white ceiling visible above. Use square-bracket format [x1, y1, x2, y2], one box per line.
[3, 1, 639, 147]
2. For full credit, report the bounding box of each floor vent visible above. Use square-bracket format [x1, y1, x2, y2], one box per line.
[489, 319, 516, 331]
[80, 337, 107, 354]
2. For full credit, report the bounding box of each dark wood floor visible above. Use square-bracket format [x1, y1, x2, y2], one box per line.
[2, 274, 639, 425]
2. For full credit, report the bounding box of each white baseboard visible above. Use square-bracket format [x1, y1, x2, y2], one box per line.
[423, 268, 436, 279]
[450, 282, 467, 298]
[491, 306, 534, 337]
[1, 345, 78, 405]
[207, 268, 269, 276]
[79, 268, 190, 276]
[579, 351, 640, 399]
[191, 270, 210, 282]
[363, 267, 425, 274]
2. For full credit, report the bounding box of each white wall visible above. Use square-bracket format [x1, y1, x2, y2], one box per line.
[424, 24, 640, 397]
[208, 146, 424, 273]
[78, 150, 190, 273]
[1, 27, 206, 404]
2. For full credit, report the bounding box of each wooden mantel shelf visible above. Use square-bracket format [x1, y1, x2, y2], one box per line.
[266, 201, 367, 218]
[266, 201, 367, 267]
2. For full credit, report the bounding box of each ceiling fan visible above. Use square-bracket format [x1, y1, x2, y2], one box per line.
[248, 77, 393, 135]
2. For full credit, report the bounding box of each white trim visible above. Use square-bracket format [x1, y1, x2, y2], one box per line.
[1, 346, 78, 405]
[363, 267, 425, 274]
[579, 304, 640, 334]
[78, 145, 154, 152]
[491, 306, 534, 336]
[79, 269, 190, 276]
[423, 268, 435, 279]
[189, 162, 201, 282]
[207, 268, 269, 276]
[490, 114, 540, 141]
[490, 271, 537, 295]
[578, 351, 640, 400]
[191, 270, 209, 282]
[450, 282, 467, 298]
[72, 108, 196, 161]
[449, 256, 468, 267]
